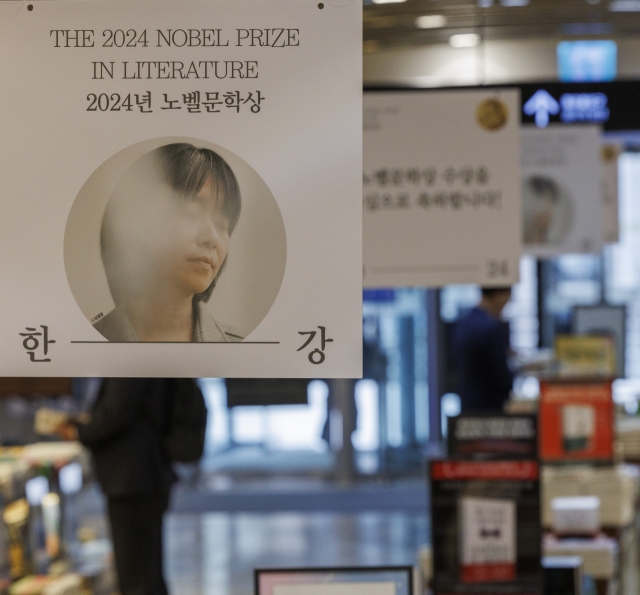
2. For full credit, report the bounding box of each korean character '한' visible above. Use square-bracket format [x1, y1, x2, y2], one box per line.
[19, 325, 56, 363]
[223, 91, 241, 113]
[242, 91, 264, 113]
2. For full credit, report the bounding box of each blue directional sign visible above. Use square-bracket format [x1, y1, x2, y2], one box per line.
[523, 89, 610, 127]
[519, 84, 617, 128]
[523, 90, 560, 127]
[365, 81, 640, 132]
[557, 41, 617, 82]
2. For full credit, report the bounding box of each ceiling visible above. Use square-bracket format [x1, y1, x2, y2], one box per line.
[364, 0, 640, 51]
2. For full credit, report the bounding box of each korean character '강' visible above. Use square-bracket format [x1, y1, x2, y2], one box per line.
[182, 91, 201, 113]
[135, 92, 152, 113]
[297, 326, 333, 365]
[242, 91, 264, 113]
[203, 92, 223, 113]
[223, 91, 241, 113]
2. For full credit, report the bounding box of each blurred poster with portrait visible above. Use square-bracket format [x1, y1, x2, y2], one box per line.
[0, 0, 362, 377]
[363, 89, 522, 288]
[522, 125, 602, 256]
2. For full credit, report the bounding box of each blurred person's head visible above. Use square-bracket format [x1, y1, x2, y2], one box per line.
[480, 286, 512, 318]
[100, 143, 241, 308]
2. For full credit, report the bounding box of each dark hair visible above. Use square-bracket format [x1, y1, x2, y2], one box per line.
[481, 286, 512, 297]
[100, 143, 241, 305]
[158, 143, 241, 235]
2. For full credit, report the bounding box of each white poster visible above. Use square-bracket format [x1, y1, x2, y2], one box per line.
[0, 0, 362, 377]
[274, 584, 395, 595]
[363, 89, 522, 289]
[601, 142, 621, 244]
[522, 125, 602, 256]
[459, 496, 516, 583]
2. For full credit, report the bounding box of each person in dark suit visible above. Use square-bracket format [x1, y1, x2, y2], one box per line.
[60, 378, 176, 595]
[454, 287, 513, 412]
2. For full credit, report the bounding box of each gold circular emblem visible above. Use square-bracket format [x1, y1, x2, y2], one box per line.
[476, 98, 508, 131]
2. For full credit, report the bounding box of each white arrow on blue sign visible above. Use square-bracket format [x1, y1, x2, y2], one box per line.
[523, 90, 560, 128]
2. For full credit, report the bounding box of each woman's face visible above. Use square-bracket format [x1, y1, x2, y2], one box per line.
[150, 178, 231, 297]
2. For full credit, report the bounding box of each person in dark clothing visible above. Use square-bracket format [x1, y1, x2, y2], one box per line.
[454, 287, 514, 412]
[59, 378, 176, 595]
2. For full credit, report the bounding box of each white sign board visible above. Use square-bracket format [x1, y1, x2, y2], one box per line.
[0, 0, 362, 377]
[601, 143, 621, 244]
[274, 584, 395, 595]
[522, 125, 602, 256]
[459, 496, 516, 580]
[363, 89, 522, 288]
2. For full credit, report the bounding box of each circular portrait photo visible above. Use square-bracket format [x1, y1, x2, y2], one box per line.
[64, 138, 286, 342]
[522, 175, 573, 246]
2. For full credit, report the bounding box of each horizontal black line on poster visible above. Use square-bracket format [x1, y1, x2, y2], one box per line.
[70, 341, 280, 344]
